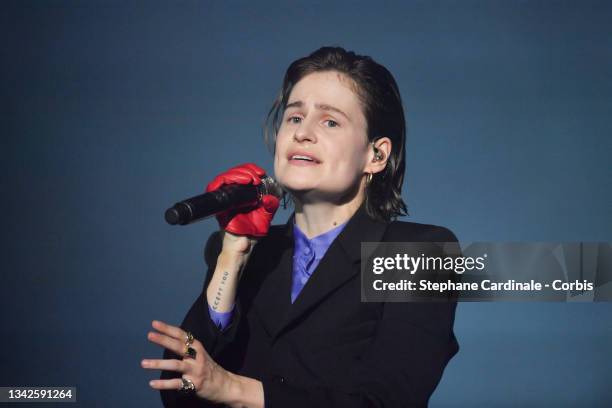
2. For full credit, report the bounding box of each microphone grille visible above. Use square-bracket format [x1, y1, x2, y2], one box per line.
[260, 176, 284, 198]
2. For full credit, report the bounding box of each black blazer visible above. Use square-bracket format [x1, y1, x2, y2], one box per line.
[160, 205, 460, 407]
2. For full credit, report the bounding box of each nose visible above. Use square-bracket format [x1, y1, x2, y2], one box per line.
[293, 118, 317, 144]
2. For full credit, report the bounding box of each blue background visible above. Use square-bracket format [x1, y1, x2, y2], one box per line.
[2, 1, 611, 406]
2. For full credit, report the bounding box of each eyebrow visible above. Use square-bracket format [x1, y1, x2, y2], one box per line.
[285, 100, 351, 121]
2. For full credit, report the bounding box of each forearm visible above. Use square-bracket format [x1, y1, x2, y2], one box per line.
[206, 251, 243, 313]
[206, 231, 256, 312]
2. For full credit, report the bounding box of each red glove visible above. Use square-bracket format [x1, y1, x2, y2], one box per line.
[205, 163, 280, 237]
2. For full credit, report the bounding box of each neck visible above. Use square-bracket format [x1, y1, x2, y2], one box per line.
[293, 192, 364, 239]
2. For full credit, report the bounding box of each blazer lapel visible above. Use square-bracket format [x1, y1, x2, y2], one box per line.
[279, 205, 388, 338]
[251, 217, 294, 338]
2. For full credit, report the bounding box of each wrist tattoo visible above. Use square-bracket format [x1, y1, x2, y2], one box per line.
[211, 271, 229, 311]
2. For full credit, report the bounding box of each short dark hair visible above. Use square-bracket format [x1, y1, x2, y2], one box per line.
[264, 46, 408, 222]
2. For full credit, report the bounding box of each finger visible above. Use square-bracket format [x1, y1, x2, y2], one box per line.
[207, 172, 250, 192]
[141, 358, 187, 372]
[206, 167, 260, 193]
[151, 320, 188, 342]
[261, 195, 280, 213]
[206, 177, 224, 192]
[224, 169, 259, 185]
[190, 338, 209, 358]
[147, 331, 184, 356]
[150, 322, 210, 358]
[149, 378, 184, 390]
[240, 163, 265, 177]
[231, 165, 264, 183]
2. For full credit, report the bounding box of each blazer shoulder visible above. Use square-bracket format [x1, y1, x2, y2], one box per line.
[385, 220, 459, 243]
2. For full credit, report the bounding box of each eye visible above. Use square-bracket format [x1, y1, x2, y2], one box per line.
[287, 116, 302, 124]
[324, 119, 339, 128]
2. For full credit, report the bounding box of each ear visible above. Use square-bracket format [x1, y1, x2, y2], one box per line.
[364, 137, 392, 175]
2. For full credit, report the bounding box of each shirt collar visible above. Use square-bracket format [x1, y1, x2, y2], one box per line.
[293, 221, 347, 260]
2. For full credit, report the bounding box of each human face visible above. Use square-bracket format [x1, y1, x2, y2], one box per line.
[274, 71, 370, 203]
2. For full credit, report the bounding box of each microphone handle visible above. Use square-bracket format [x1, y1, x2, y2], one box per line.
[165, 184, 260, 225]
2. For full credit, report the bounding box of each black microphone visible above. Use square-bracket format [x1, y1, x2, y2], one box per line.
[164, 176, 283, 226]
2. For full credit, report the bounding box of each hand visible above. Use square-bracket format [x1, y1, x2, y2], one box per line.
[142, 320, 231, 403]
[206, 163, 280, 238]
[219, 230, 257, 262]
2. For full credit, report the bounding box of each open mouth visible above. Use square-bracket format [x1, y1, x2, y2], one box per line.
[288, 152, 321, 164]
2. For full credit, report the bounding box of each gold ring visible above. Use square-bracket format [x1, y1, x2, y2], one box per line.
[185, 332, 194, 346]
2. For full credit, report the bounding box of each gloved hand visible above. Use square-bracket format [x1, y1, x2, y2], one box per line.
[205, 163, 280, 237]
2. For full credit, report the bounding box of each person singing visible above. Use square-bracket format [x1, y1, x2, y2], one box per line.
[141, 46, 460, 407]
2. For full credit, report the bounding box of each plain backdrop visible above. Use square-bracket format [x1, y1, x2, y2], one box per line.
[2, 1, 611, 406]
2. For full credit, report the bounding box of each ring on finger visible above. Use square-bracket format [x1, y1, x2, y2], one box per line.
[179, 377, 196, 393]
[184, 344, 197, 359]
[185, 332, 194, 346]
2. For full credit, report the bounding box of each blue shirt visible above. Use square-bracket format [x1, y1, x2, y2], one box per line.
[208, 220, 347, 330]
[290, 221, 346, 303]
